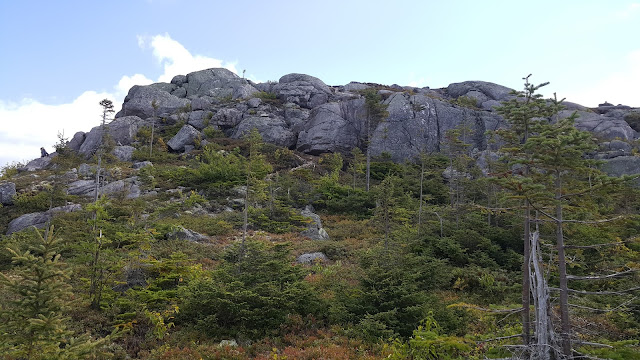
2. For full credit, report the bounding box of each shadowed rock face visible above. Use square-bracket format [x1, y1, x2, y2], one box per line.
[368, 92, 504, 162]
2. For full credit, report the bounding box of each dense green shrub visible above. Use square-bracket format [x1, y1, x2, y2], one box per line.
[178, 241, 324, 339]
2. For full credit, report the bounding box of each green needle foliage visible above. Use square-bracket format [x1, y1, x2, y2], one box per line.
[0, 226, 108, 359]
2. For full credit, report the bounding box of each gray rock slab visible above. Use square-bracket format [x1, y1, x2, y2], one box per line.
[68, 177, 141, 199]
[118, 85, 190, 119]
[0, 182, 16, 205]
[78, 116, 146, 157]
[68, 131, 86, 151]
[132, 161, 153, 169]
[211, 108, 243, 128]
[184, 68, 258, 100]
[112, 145, 135, 162]
[296, 100, 365, 155]
[296, 252, 328, 264]
[19, 154, 56, 172]
[7, 204, 82, 235]
[167, 125, 201, 152]
[273, 73, 332, 109]
[343, 82, 370, 91]
[300, 206, 329, 240]
[166, 226, 208, 242]
[446, 81, 514, 101]
[231, 116, 296, 148]
[568, 110, 637, 141]
[601, 156, 640, 186]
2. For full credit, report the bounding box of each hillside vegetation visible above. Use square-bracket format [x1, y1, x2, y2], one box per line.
[0, 77, 639, 360]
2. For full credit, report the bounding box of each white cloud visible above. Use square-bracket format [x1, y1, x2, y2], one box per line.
[615, 2, 640, 18]
[141, 33, 237, 82]
[0, 33, 236, 168]
[0, 91, 113, 168]
[566, 49, 640, 107]
[116, 73, 154, 96]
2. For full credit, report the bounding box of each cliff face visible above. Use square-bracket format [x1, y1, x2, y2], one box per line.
[64, 68, 638, 163]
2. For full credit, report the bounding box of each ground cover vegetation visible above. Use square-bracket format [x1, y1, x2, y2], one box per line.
[0, 78, 639, 359]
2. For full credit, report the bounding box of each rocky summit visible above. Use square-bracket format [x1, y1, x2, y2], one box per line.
[63, 68, 640, 171]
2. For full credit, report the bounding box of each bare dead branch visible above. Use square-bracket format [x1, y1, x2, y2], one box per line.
[456, 304, 524, 314]
[573, 341, 613, 348]
[565, 238, 639, 249]
[476, 334, 523, 343]
[567, 269, 638, 281]
[569, 297, 637, 313]
[550, 286, 640, 295]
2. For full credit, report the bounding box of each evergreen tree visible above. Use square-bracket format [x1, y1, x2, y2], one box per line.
[241, 128, 272, 251]
[524, 106, 600, 358]
[362, 89, 389, 192]
[95, 99, 114, 202]
[0, 226, 107, 359]
[496, 78, 625, 358]
[494, 76, 558, 347]
[149, 99, 158, 158]
[349, 147, 366, 190]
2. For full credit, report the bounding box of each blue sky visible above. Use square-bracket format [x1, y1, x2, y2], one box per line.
[1, 0, 639, 168]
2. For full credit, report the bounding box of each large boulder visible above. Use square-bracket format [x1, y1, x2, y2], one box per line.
[0, 182, 16, 205]
[187, 110, 209, 130]
[211, 107, 243, 128]
[67, 177, 141, 199]
[300, 206, 329, 240]
[343, 81, 371, 92]
[67, 131, 86, 151]
[368, 93, 501, 162]
[567, 110, 637, 141]
[78, 116, 146, 157]
[296, 252, 328, 264]
[231, 116, 297, 148]
[446, 81, 514, 102]
[117, 85, 190, 119]
[166, 226, 208, 242]
[112, 145, 135, 162]
[67, 179, 95, 196]
[6, 204, 82, 235]
[296, 100, 365, 154]
[183, 68, 258, 99]
[108, 116, 147, 145]
[600, 156, 640, 186]
[99, 177, 141, 199]
[19, 154, 56, 172]
[273, 73, 332, 109]
[167, 125, 201, 152]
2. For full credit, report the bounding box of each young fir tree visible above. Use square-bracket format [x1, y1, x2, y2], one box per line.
[84, 197, 117, 310]
[494, 76, 557, 348]
[240, 128, 272, 255]
[95, 99, 114, 202]
[0, 226, 107, 359]
[149, 99, 158, 158]
[496, 78, 625, 358]
[442, 123, 473, 226]
[349, 147, 366, 190]
[362, 89, 389, 192]
[524, 106, 602, 358]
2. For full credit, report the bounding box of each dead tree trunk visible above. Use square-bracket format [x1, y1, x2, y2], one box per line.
[529, 230, 558, 360]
